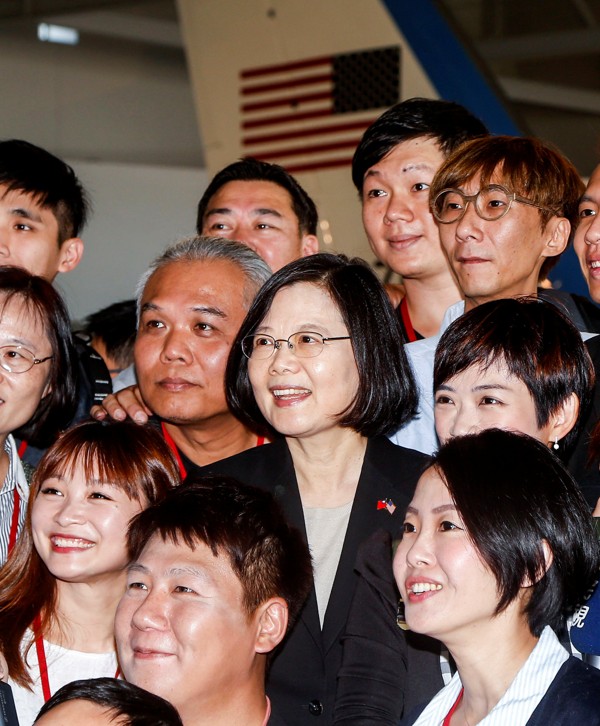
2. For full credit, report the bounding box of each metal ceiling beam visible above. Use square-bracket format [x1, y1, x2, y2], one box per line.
[477, 28, 600, 61]
[499, 76, 600, 114]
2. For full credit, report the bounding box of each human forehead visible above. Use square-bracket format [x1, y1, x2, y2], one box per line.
[141, 259, 248, 311]
[136, 534, 240, 586]
[0, 292, 49, 338]
[582, 165, 600, 201]
[367, 136, 444, 177]
[407, 466, 455, 515]
[258, 282, 344, 327]
[205, 179, 298, 219]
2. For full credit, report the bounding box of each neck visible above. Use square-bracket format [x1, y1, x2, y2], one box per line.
[164, 414, 258, 467]
[180, 678, 268, 726]
[402, 274, 462, 338]
[287, 428, 368, 508]
[447, 611, 538, 724]
[46, 577, 125, 652]
[464, 286, 539, 313]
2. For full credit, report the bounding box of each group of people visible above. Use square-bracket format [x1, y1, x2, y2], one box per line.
[0, 94, 598, 726]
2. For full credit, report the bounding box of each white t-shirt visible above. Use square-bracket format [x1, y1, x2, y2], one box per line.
[9, 631, 117, 726]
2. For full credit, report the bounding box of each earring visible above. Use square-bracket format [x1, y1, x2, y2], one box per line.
[553, 437, 559, 451]
[396, 596, 410, 631]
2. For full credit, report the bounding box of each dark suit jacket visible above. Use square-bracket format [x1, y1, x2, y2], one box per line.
[201, 436, 429, 726]
[400, 656, 600, 725]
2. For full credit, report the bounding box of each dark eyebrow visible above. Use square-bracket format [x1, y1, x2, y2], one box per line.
[205, 206, 283, 219]
[580, 194, 597, 204]
[11, 207, 42, 223]
[406, 503, 457, 515]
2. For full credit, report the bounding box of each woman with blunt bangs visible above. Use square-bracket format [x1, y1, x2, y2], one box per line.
[395, 429, 600, 725]
[0, 420, 179, 726]
[0, 266, 78, 566]
[202, 253, 428, 725]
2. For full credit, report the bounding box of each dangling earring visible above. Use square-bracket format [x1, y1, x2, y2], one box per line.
[553, 437, 559, 451]
[396, 596, 410, 631]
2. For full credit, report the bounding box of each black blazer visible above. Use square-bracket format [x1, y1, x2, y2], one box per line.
[400, 656, 600, 725]
[201, 436, 429, 726]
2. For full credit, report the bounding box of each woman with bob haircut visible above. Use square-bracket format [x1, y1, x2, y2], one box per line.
[203, 252, 428, 725]
[395, 429, 600, 725]
[0, 266, 77, 565]
[0, 420, 179, 725]
[334, 297, 596, 725]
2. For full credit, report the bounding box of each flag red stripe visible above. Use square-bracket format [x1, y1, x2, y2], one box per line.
[242, 91, 332, 113]
[283, 157, 354, 173]
[241, 73, 332, 95]
[248, 139, 359, 161]
[243, 119, 373, 145]
[242, 108, 333, 129]
[241, 55, 332, 79]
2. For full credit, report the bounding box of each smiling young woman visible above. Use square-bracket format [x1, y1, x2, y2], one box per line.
[396, 430, 600, 726]
[0, 421, 179, 726]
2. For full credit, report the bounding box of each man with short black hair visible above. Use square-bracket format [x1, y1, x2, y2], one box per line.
[115, 477, 313, 726]
[196, 158, 319, 272]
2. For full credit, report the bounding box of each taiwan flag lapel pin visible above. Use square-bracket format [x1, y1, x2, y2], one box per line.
[377, 498, 396, 515]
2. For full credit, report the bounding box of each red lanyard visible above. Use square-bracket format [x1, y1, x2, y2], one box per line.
[161, 422, 265, 479]
[399, 298, 418, 343]
[32, 614, 120, 703]
[443, 688, 464, 726]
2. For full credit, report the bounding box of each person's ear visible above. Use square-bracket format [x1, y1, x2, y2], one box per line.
[522, 540, 554, 588]
[57, 237, 85, 274]
[542, 217, 570, 259]
[547, 393, 579, 448]
[300, 234, 319, 257]
[254, 597, 288, 654]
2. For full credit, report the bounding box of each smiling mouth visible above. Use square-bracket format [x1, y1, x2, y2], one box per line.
[51, 536, 94, 549]
[272, 387, 311, 399]
[409, 583, 443, 594]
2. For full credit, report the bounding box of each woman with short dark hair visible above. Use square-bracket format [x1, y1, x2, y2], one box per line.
[204, 252, 427, 725]
[396, 429, 600, 725]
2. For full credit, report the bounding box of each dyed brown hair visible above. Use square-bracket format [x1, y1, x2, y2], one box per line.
[0, 421, 179, 687]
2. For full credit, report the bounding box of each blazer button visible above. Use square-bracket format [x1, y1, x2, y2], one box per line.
[308, 700, 323, 716]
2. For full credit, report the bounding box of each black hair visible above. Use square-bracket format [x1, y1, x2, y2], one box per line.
[226, 252, 418, 438]
[127, 477, 312, 628]
[433, 429, 600, 636]
[352, 98, 488, 193]
[83, 299, 137, 370]
[433, 297, 594, 454]
[0, 139, 89, 242]
[196, 157, 318, 236]
[0, 266, 78, 446]
[34, 677, 183, 725]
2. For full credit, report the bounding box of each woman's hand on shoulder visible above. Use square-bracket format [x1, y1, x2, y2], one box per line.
[90, 385, 152, 424]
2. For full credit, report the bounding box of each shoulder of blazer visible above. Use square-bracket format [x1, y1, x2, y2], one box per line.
[364, 437, 431, 485]
[198, 438, 292, 487]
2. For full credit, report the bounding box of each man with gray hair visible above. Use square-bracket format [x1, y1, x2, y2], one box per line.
[93, 236, 271, 474]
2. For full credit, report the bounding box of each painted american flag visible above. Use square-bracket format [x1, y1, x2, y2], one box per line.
[240, 47, 400, 174]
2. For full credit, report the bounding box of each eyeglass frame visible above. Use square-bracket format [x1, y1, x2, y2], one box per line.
[0, 345, 53, 374]
[241, 331, 351, 360]
[432, 184, 559, 225]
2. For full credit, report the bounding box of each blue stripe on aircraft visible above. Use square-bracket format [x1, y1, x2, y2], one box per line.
[380, 0, 520, 135]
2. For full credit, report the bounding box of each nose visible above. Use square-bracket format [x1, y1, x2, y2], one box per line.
[159, 328, 193, 364]
[55, 496, 86, 527]
[130, 588, 168, 631]
[454, 201, 482, 243]
[403, 529, 435, 569]
[384, 192, 413, 224]
[268, 339, 301, 374]
[585, 215, 600, 246]
[445, 403, 480, 439]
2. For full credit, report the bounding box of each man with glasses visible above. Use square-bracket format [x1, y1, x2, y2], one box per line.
[392, 135, 584, 454]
